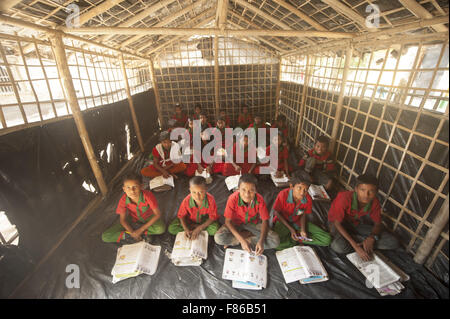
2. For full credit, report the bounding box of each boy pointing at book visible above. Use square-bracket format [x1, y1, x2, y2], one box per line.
[328, 173, 399, 261]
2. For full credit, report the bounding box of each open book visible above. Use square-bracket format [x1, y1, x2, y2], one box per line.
[346, 251, 402, 290]
[195, 169, 213, 184]
[170, 231, 208, 266]
[308, 184, 331, 201]
[225, 174, 241, 191]
[149, 175, 174, 192]
[222, 248, 267, 289]
[271, 172, 290, 187]
[276, 246, 328, 284]
[111, 241, 161, 284]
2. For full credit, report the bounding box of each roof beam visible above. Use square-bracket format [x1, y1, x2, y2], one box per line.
[283, 15, 449, 56]
[100, 0, 176, 43]
[118, 0, 209, 49]
[272, 0, 327, 31]
[60, 26, 357, 38]
[144, 16, 216, 56]
[229, 10, 297, 50]
[216, 0, 228, 29]
[232, 0, 316, 45]
[136, 7, 215, 54]
[321, 0, 375, 31]
[78, 0, 125, 26]
[228, 20, 286, 53]
[399, 0, 448, 32]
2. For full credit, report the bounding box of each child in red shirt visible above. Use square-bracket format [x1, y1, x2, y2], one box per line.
[168, 176, 220, 238]
[171, 104, 188, 128]
[328, 174, 399, 261]
[255, 132, 291, 177]
[219, 110, 231, 127]
[271, 114, 288, 141]
[222, 135, 258, 176]
[296, 135, 335, 190]
[102, 173, 166, 243]
[272, 176, 331, 250]
[214, 174, 280, 255]
[141, 131, 187, 178]
[237, 106, 253, 128]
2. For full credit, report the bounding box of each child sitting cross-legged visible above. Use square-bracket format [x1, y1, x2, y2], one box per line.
[214, 174, 280, 255]
[102, 173, 165, 243]
[168, 176, 220, 239]
[296, 135, 336, 190]
[272, 176, 331, 250]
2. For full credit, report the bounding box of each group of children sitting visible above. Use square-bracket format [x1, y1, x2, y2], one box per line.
[101, 104, 400, 263]
[140, 105, 336, 190]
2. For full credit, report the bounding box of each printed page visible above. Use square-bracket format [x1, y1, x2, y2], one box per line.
[308, 184, 330, 200]
[111, 242, 143, 277]
[162, 175, 175, 187]
[136, 243, 161, 276]
[195, 169, 211, 180]
[294, 246, 327, 278]
[271, 172, 289, 184]
[190, 230, 208, 259]
[347, 252, 401, 289]
[225, 175, 240, 191]
[149, 176, 164, 190]
[276, 247, 308, 283]
[222, 249, 267, 287]
[171, 232, 193, 260]
[232, 280, 263, 290]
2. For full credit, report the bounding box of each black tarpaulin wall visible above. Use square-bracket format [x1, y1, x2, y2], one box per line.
[0, 89, 158, 297]
[279, 82, 449, 285]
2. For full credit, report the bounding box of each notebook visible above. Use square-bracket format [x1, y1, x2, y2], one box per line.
[276, 246, 328, 284]
[149, 175, 175, 192]
[346, 251, 402, 289]
[225, 174, 241, 191]
[308, 184, 331, 201]
[222, 249, 267, 288]
[111, 241, 161, 283]
[170, 231, 208, 266]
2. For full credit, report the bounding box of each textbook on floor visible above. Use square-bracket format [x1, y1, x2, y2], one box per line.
[222, 249, 267, 289]
[170, 231, 208, 266]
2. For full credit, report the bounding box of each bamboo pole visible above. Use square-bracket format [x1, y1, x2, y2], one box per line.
[148, 57, 163, 128]
[60, 26, 357, 38]
[295, 55, 310, 146]
[274, 56, 282, 119]
[329, 45, 354, 153]
[414, 195, 449, 264]
[49, 33, 108, 197]
[214, 36, 220, 119]
[120, 54, 145, 152]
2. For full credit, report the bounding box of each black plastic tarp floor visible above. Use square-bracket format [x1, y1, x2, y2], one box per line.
[13, 154, 448, 299]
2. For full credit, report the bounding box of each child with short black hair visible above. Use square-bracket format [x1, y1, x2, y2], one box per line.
[171, 104, 188, 128]
[141, 131, 187, 178]
[272, 176, 331, 250]
[296, 135, 335, 190]
[237, 106, 253, 128]
[219, 110, 231, 127]
[328, 173, 399, 261]
[102, 173, 165, 243]
[271, 114, 288, 141]
[168, 176, 220, 239]
[214, 174, 280, 255]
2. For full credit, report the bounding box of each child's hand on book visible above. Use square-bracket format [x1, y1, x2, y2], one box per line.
[254, 241, 264, 256]
[354, 243, 372, 262]
[191, 226, 203, 240]
[240, 239, 252, 253]
[184, 229, 193, 239]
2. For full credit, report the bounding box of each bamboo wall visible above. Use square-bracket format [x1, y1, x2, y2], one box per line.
[279, 36, 449, 279]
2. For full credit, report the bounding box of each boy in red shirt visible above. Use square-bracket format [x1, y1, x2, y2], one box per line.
[296, 135, 335, 190]
[141, 131, 187, 178]
[219, 110, 231, 127]
[255, 132, 291, 177]
[272, 176, 331, 250]
[237, 106, 253, 128]
[271, 114, 288, 141]
[171, 104, 188, 128]
[328, 173, 399, 261]
[168, 176, 220, 238]
[222, 135, 258, 176]
[102, 173, 165, 243]
[214, 174, 280, 256]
